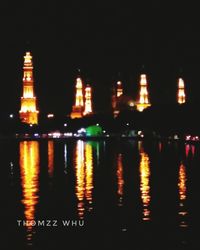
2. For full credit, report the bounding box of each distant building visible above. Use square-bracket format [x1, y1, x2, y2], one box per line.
[19, 52, 39, 124]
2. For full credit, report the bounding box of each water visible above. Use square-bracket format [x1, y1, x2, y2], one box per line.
[5, 138, 200, 249]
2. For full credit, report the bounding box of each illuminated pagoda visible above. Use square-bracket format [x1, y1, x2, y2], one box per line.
[70, 77, 84, 119]
[177, 78, 186, 104]
[136, 74, 151, 112]
[19, 52, 39, 124]
[83, 84, 93, 116]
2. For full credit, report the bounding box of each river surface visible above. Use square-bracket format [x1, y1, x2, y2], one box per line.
[4, 138, 200, 249]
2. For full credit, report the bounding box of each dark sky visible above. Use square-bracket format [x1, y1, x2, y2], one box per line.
[1, 1, 200, 114]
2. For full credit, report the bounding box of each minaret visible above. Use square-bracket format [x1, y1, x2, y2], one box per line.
[137, 74, 151, 112]
[70, 77, 84, 119]
[116, 81, 123, 97]
[177, 78, 186, 104]
[83, 84, 93, 116]
[19, 52, 39, 124]
[112, 81, 123, 117]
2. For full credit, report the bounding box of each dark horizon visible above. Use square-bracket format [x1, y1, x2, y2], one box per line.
[1, 1, 200, 114]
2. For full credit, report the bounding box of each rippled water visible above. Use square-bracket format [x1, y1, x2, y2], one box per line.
[5, 139, 200, 249]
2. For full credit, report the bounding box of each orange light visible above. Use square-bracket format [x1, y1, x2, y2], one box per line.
[178, 162, 188, 227]
[19, 52, 39, 124]
[139, 142, 151, 221]
[83, 85, 93, 116]
[178, 78, 186, 104]
[117, 153, 124, 206]
[137, 74, 151, 112]
[20, 141, 39, 245]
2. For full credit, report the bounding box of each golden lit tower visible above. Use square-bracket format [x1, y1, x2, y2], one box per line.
[71, 77, 84, 119]
[19, 52, 39, 124]
[137, 74, 151, 112]
[177, 78, 186, 104]
[83, 84, 93, 116]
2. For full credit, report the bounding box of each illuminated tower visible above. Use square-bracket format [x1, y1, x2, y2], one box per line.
[177, 78, 186, 104]
[137, 74, 151, 112]
[19, 52, 39, 124]
[112, 81, 124, 117]
[71, 77, 84, 119]
[83, 84, 93, 116]
[116, 81, 123, 97]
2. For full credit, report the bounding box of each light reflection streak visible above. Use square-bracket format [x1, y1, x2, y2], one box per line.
[48, 140, 54, 177]
[75, 141, 94, 219]
[178, 162, 188, 228]
[139, 142, 151, 221]
[117, 153, 124, 206]
[20, 141, 39, 245]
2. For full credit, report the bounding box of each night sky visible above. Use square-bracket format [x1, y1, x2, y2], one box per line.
[1, 1, 200, 115]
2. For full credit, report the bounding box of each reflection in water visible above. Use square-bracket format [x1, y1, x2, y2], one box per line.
[178, 162, 188, 228]
[64, 144, 68, 174]
[117, 153, 124, 206]
[139, 142, 151, 221]
[75, 141, 94, 218]
[48, 140, 54, 177]
[20, 141, 39, 246]
[185, 144, 195, 158]
[158, 142, 162, 152]
[85, 143, 93, 211]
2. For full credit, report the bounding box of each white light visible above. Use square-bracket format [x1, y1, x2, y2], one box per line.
[64, 123, 67, 127]
[9, 114, 14, 118]
[47, 114, 54, 118]
[96, 123, 99, 126]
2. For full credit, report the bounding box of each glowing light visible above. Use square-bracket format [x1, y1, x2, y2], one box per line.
[117, 153, 124, 206]
[83, 85, 93, 116]
[71, 77, 84, 119]
[137, 74, 151, 112]
[75, 141, 94, 218]
[19, 141, 39, 245]
[48, 141, 54, 178]
[178, 78, 186, 104]
[178, 162, 188, 228]
[19, 52, 39, 124]
[139, 142, 151, 221]
[85, 143, 93, 211]
[75, 140, 85, 219]
[47, 114, 54, 118]
[116, 81, 123, 97]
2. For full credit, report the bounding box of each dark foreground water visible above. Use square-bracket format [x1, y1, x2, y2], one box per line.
[4, 138, 200, 249]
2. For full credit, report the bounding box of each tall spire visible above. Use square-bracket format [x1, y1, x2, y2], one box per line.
[177, 78, 186, 104]
[83, 84, 93, 116]
[112, 80, 124, 117]
[137, 74, 151, 112]
[116, 81, 123, 97]
[19, 52, 39, 124]
[70, 77, 84, 119]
